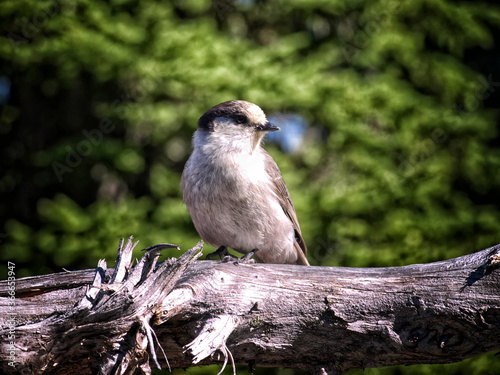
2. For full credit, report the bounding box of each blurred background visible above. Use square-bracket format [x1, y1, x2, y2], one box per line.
[1, 0, 500, 374]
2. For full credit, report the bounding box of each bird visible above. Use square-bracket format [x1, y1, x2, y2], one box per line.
[181, 100, 309, 265]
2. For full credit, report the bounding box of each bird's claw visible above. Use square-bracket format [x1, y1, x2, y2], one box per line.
[206, 246, 259, 264]
[239, 249, 258, 263]
[206, 245, 229, 260]
[227, 249, 258, 265]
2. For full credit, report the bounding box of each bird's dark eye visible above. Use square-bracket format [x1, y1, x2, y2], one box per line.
[234, 115, 248, 124]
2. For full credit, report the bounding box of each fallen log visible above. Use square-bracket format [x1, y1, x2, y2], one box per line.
[1, 236, 499, 375]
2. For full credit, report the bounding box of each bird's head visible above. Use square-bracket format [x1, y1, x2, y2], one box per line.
[196, 100, 280, 153]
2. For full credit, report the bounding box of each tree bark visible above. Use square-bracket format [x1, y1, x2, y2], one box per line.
[1, 237, 500, 375]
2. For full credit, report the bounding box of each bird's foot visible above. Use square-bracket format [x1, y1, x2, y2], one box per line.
[206, 246, 259, 264]
[206, 245, 230, 260]
[227, 248, 258, 265]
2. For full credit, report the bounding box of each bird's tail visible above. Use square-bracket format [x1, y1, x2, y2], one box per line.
[295, 241, 310, 266]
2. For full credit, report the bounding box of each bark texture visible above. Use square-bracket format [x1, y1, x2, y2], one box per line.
[1, 237, 500, 375]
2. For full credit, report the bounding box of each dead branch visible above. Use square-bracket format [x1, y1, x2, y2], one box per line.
[1, 237, 500, 375]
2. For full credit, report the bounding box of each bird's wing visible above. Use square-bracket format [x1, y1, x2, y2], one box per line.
[263, 150, 309, 265]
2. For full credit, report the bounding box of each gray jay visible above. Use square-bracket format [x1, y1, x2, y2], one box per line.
[181, 100, 309, 265]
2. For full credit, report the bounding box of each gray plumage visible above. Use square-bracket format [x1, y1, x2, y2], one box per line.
[181, 100, 309, 265]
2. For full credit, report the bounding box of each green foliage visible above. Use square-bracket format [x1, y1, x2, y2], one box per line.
[1, 0, 500, 373]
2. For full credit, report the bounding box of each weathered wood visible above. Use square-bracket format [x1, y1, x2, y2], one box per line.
[1, 237, 499, 375]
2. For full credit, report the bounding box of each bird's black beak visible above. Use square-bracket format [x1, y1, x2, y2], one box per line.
[256, 121, 280, 132]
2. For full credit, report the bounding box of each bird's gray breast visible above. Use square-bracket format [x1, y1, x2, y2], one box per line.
[183, 149, 276, 252]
